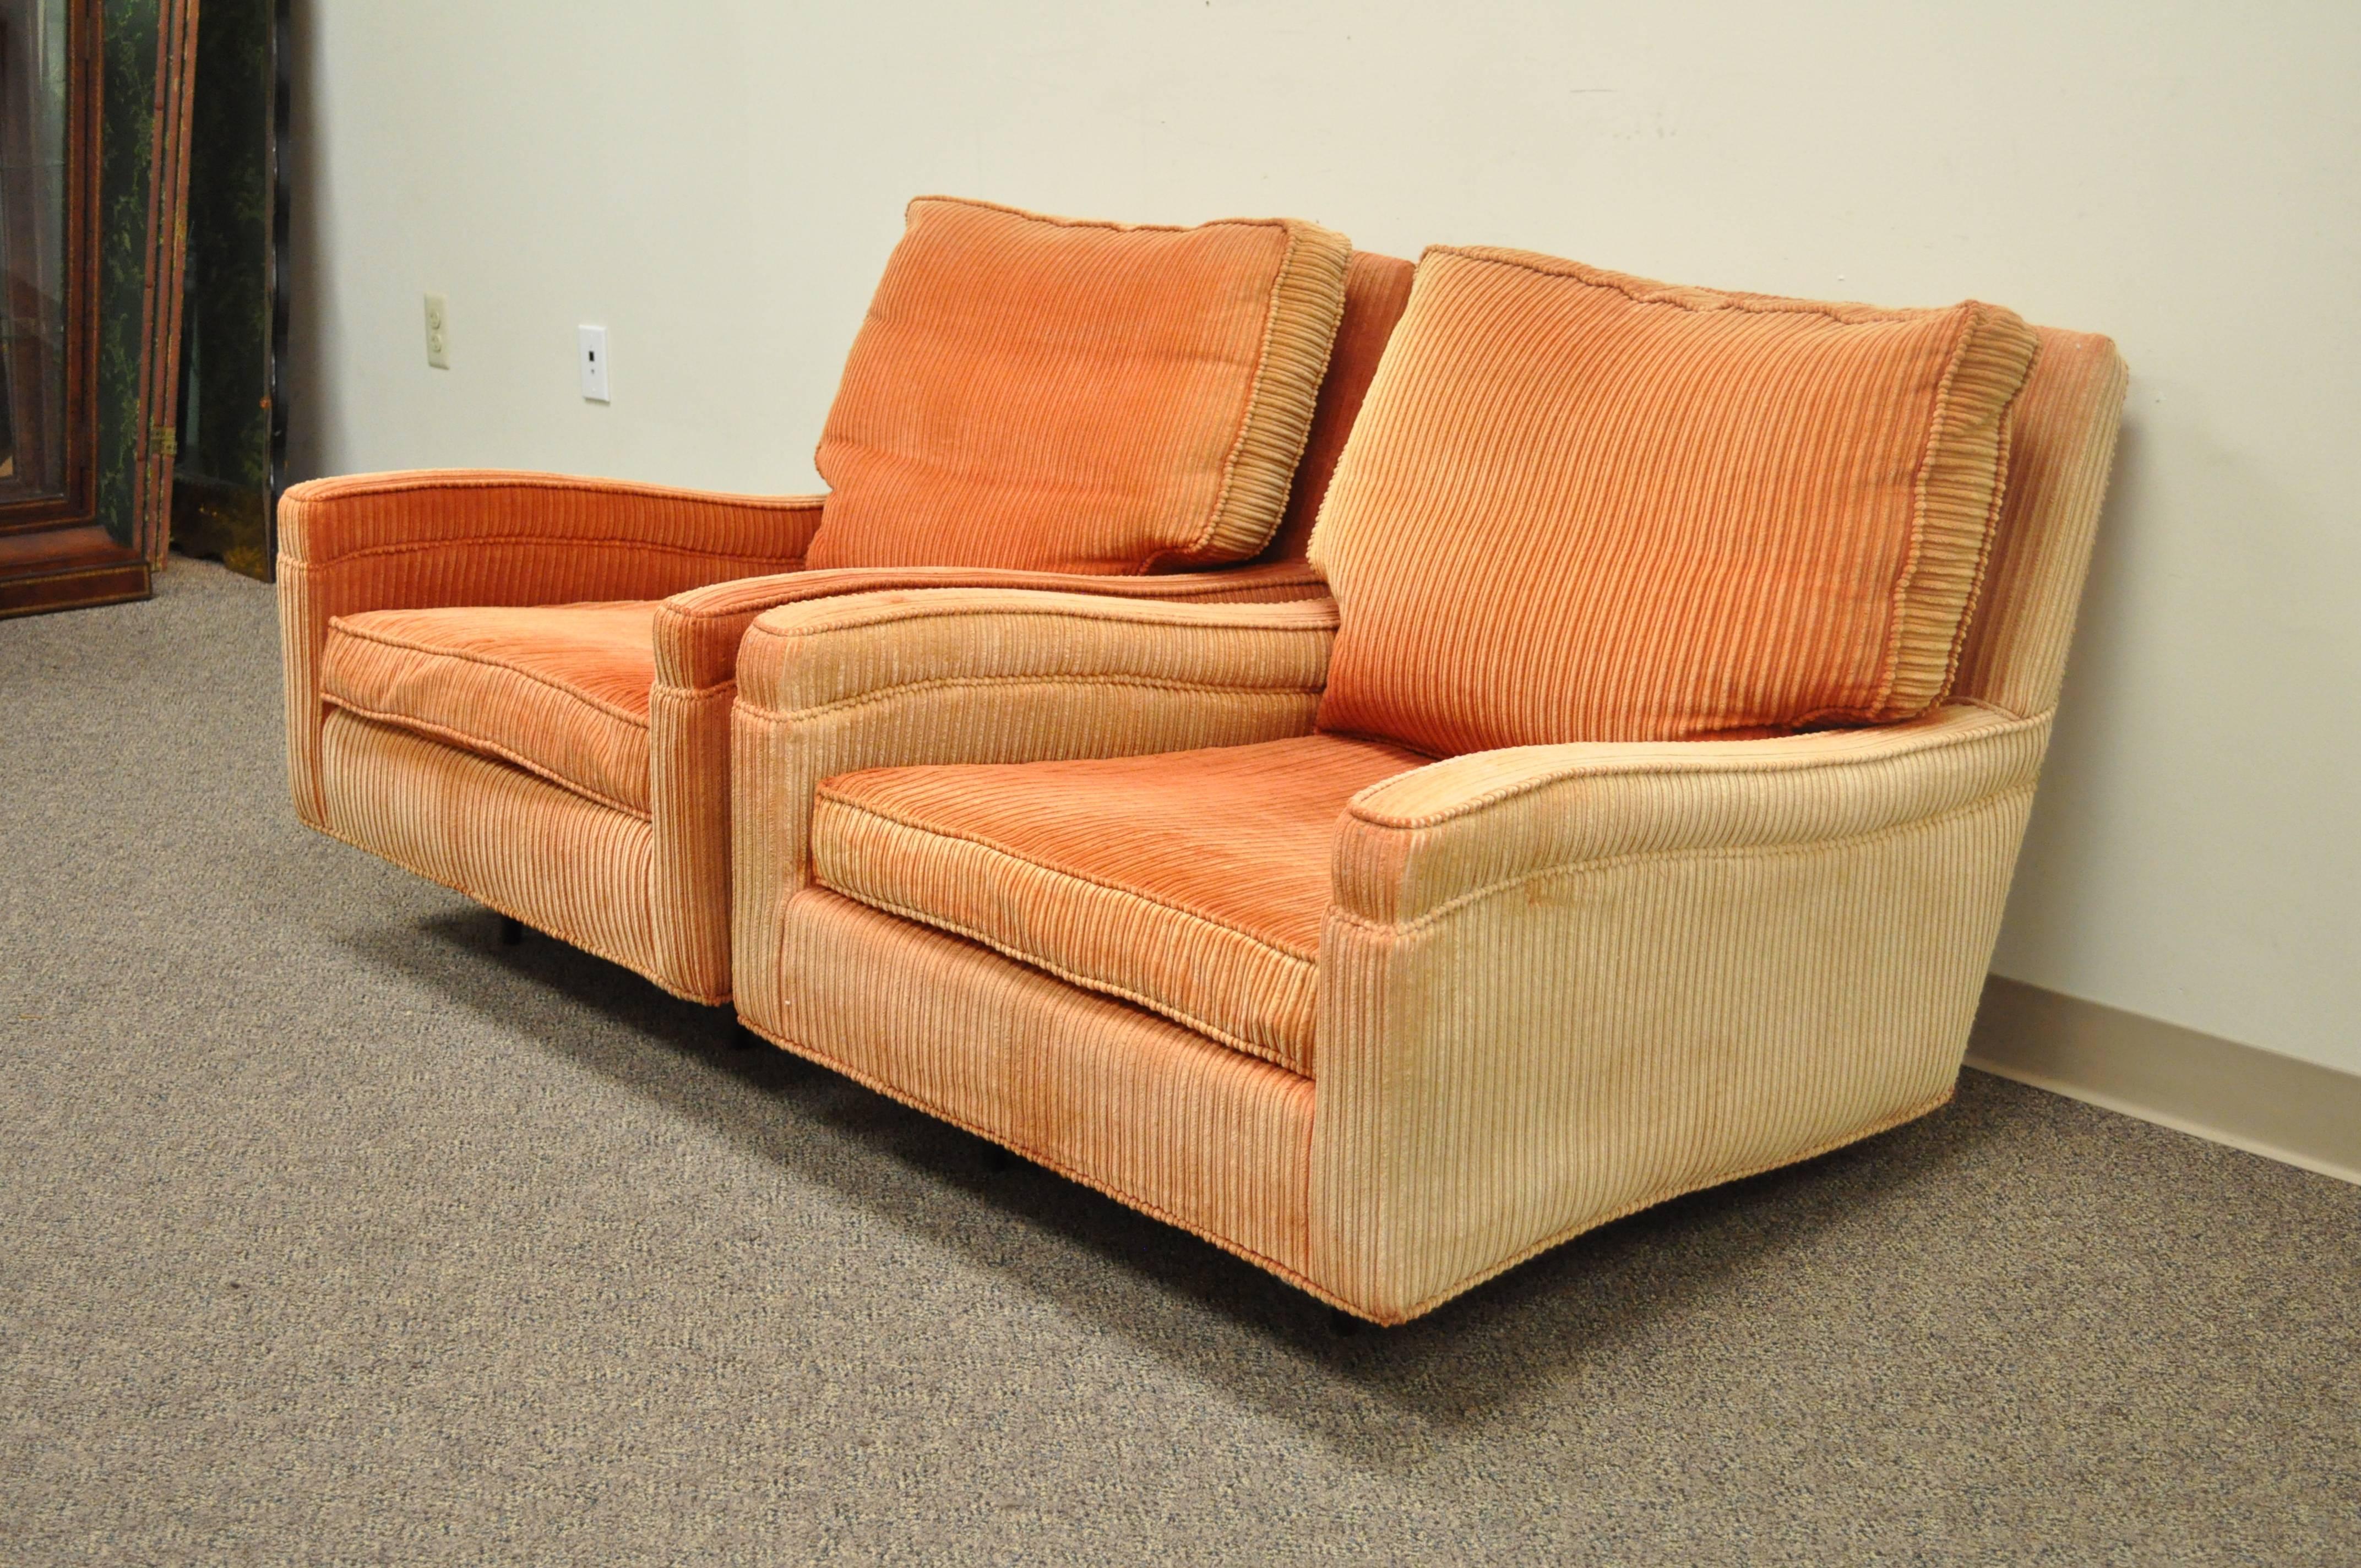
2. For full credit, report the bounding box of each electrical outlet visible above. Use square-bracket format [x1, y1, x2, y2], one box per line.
[423, 292, 450, 369]
[578, 325, 610, 402]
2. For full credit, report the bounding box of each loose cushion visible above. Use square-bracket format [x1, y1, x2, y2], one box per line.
[807, 196, 1352, 576]
[1254, 249, 1418, 565]
[810, 733, 1429, 1075]
[1312, 247, 2042, 755]
[320, 602, 657, 815]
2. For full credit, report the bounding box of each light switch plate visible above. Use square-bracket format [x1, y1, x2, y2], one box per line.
[423, 292, 449, 369]
[578, 325, 610, 402]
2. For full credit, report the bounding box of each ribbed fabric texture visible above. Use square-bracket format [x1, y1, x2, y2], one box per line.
[760, 889, 1319, 1283]
[1313, 707, 2050, 1321]
[1312, 248, 2042, 753]
[811, 734, 1424, 1074]
[808, 197, 1351, 574]
[278, 472, 824, 831]
[280, 221, 1389, 1005]
[322, 601, 659, 816]
[653, 561, 1329, 694]
[727, 590, 1337, 1056]
[646, 677, 738, 1002]
[723, 281, 2126, 1321]
[320, 711, 661, 982]
[281, 466, 1346, 1003]
[638, 563, 1336, 1003]
[1951, 328, 2131, 717]
[1252, 251, 1417, 565]
[279, 474, 823, 1004]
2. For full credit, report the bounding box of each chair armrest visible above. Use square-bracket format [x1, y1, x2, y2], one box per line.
[280, 468, 824, 587]
[655, 560, 1325, 692]
[728, 589, 1336, 1030]
[1310, 703, 2057, 1323]
[735, 585, 1338, 716]
[1333, 705, 2048, 926]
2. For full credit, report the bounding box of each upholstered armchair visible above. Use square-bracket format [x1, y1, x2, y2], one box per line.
[728, 247, 2127, 1324]
[279, 197, 1412, 1004]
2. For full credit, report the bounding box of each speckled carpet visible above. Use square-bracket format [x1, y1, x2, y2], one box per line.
[3, 560, 2356, 1565]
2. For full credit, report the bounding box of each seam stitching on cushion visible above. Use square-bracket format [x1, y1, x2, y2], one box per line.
[1434, 246, 1943, 323]
[1940, 333, 2039, 696]
[1170, 222, 1298, 566]
[318, 696, 655, 820]
[1336, 785, 2034, 934]
[910, 193, 1292, 238]
[814, 793, 1325, 963]
[740, 673, 1321, 725]
[743, 598, 1339, 641]
[803, 870, 1309, 1072]
[314, 536, 807, 570]
[1876, 303, 1979, 717]
[649, 677, 736, 703]
[667, 564, 1326, 620]
[1346, 708, 2047, 829]
[327, 617, 655, 727]
[289, 473, 826, 506]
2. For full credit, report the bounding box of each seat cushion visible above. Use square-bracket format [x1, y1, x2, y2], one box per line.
[809, 733, 1429, 1075]
[806, 195, 1351, 576]
[320, 601, 658, 815]
[1312, 247, 2042, 755]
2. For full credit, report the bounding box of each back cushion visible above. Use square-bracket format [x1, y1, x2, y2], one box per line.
[1312, 247, 2042, 754]
[807, 196, 1351, 575]
[1947, 328, 2129, 719]
[1252, 250, 1417, 565]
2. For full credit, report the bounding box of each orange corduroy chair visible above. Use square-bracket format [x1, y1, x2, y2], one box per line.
[278, 198, 1415, 1004]
[727, 246, 2128, 1324]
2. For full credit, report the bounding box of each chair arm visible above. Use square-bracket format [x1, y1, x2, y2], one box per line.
[728, 589, 1336, 1030]
[655, 560, 1325, 692]
[734, 587, 1338, 719]
[279, 468, 824, 589]
[1309, 703, 2058, 1323]
[1333, 705, 2049, 927]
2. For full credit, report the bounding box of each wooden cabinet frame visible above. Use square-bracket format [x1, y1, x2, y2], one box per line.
[2, 0, 196, 619]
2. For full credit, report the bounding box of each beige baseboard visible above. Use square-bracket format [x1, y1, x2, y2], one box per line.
[1967, 976, 2361, 1187]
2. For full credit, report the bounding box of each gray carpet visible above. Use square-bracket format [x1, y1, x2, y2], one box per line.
[3, 559, 2356, 1566]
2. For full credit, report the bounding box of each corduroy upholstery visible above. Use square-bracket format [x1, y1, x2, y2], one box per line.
[808, 197, 1353, 574]
[1312, 249, 2040, 752]
[729, 252, 2128, 1323]
[279, 242, 1415, 1004]
[1250, 251, 1418, 565]
[812, 734, 1426, 1075]
[322, 601, 661, 815]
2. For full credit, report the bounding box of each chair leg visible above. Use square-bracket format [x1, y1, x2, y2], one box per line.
[499, 915, 524, 946]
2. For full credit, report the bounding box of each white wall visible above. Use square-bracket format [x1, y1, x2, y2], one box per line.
[285, 1, 2361, 1078]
